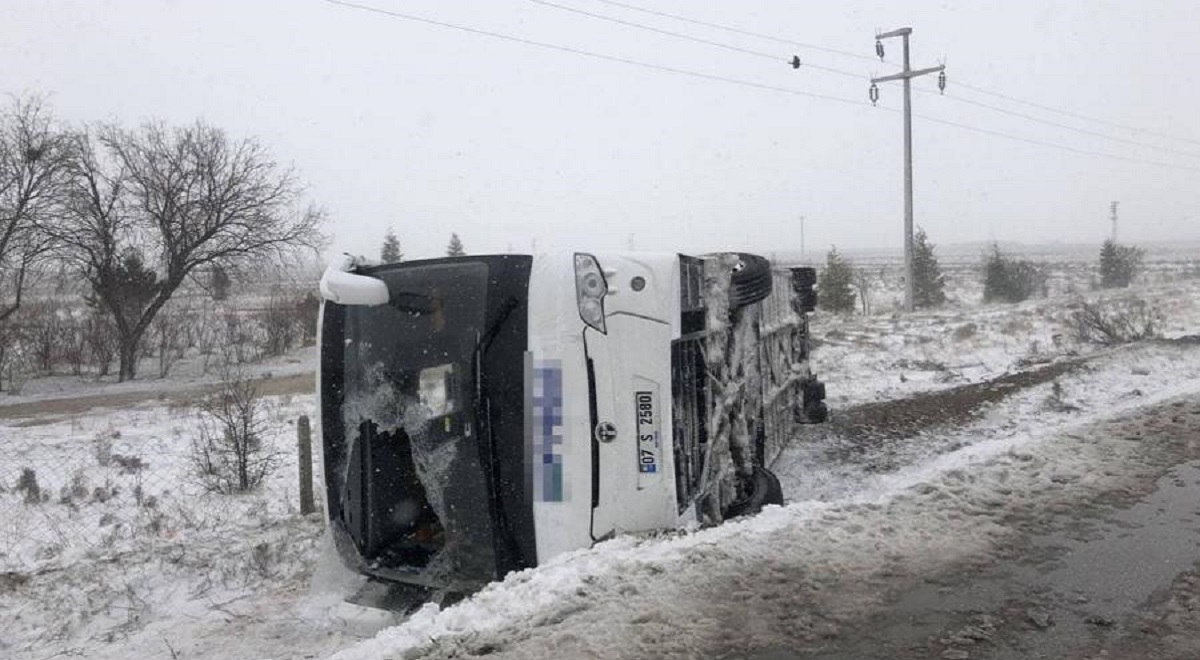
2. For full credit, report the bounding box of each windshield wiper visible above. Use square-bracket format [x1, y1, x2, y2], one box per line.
[476, 295, 520, 357]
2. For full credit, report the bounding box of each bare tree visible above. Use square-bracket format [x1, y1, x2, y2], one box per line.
[0, 97, 72, 324]
[1068, 298, 1161, 345]
[854, 268, 874, 315]
[150, 300, 187, 378]
[50, 121, 323, 381]
[190, 366, 277, 493]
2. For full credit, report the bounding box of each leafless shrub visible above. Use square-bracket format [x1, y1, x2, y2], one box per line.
[1, 343, 31, 394]
[194, 302, 223, 373]
[951, 323, 978, 342]
[150, 302, 188, 378]
[260, 291, 300, 358]
[854, 269, 873, 315]
[295, 292, 320, 346]
[52, 307, 91, 374]
[84, 312, 118, 377]
[190, 366, 278, 493]
[133, 479, 158, 509]
[259, 289, 320, 358]
[111, 453, 147, 474]
[59, 470, 90, 504]
[17, 468, 41, 504]
[24, 299, 67, 374]
[1068, 298, 1162, 346]
[93, 430, 115, 467]
[91, 480, 119, 503]
[0, 320, 30, 392]
[1043, 380, 1081, 413]
[220, 309, 261, 365]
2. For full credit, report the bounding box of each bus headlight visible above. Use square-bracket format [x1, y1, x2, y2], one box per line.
[574, 253, 608, 334]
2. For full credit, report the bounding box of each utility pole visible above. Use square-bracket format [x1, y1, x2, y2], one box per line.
[799, 215, 806, 260]
[870, 28, 945, 312]
[1110, 201, 1120, 242]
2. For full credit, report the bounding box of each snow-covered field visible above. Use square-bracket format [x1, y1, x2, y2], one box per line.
[812, 276, 1200, 409]
[0, 391, 356, 659]
[3, 255, 1200, 660]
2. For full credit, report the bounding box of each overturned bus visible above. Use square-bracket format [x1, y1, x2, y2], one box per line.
[317, 251, 827, 594]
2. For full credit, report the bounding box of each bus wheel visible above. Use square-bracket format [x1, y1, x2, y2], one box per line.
[724, 466, 785, 519]
[729, 253, 773, 309]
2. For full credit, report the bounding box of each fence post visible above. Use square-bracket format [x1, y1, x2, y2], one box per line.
[297, 415, 315, 515]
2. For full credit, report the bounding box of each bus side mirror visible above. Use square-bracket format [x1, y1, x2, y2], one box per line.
[320, 254, 389, 306]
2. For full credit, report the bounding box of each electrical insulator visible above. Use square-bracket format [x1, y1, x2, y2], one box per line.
[875, 39, 884, 60]
[869, 83, 879, 106]
[791, 55, 801, 69]
[938, 70, 947, 94]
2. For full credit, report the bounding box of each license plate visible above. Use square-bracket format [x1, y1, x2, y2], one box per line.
[635, 390, 659, 474]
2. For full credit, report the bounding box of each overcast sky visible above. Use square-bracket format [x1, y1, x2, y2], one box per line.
[3, 0, 1198, 260]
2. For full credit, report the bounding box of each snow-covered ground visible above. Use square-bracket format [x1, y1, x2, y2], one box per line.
[3, 266, 1200, 659]
[811, 277, 1200, 408]
[327, 342, 1200, 660]
[0, 391, 360, 660]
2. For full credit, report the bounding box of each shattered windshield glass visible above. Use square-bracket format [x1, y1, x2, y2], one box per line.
[338, 261, 498, 585]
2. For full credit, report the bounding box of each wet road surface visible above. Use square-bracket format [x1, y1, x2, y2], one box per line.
[749, 397, 1200, 660]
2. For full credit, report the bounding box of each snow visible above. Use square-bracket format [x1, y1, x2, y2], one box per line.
[4, 256, 1200, 659]
[327, 341, 1200, 660]
[320, 254, 389, 306]
[778, 340, 1200, 503]
[0, 389, 383, 660]
[810, 277, 1200, 409]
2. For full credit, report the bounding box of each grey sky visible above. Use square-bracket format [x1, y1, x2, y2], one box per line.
[3, 0, 1198, 260]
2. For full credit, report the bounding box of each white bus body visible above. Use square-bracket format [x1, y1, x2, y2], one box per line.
[317, 251, 825, 593]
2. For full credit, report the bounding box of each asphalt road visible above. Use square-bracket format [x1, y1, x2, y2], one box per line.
[749, 395, 1200, 660]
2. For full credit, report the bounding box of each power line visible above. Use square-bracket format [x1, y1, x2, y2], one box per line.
[543, 0, 1200, 160]
[583, 0, 882, 64]
[316, 0, 867, 108]
[318, 0, 1200, 174]
[530, 0, 867, 81]
[903, 85, 1200, 160]
[527, 0, 779, 62]
[952, 79, 1200, 147]
[908, 110, 1200, 173]
[585, 0, 1200, 149]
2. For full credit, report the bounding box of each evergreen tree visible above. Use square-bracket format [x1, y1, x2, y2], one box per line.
[86, 249, 159, 325]
[446, 232, 466, 257]
[818, 246, 856, 313]
[982, 244, 1046, 304]
[1099, 239, 1143, 288]
[380, 228, 403, 263]
[911, 227, 946, 308]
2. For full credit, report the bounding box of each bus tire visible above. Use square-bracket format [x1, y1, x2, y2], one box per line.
[729, 253, 772, 309]
[725, 466, 785, 519]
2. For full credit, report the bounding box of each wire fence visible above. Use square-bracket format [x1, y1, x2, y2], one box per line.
[0, 395, 320, 574]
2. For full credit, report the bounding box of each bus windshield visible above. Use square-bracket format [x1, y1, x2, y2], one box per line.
[334, 261, 497, 584]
